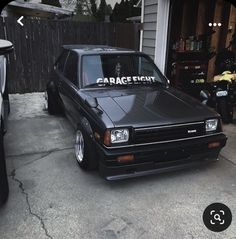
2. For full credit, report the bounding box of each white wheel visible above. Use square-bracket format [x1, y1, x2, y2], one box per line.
[75, 130, 84, 163]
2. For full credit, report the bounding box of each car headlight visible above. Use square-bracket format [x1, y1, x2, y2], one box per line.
[104, 128, 129, 146]
[206, 119, 218, 132]
[111, 129, 129, 144]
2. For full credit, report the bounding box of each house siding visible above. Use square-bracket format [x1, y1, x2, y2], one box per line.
[142, 0, 158, 59]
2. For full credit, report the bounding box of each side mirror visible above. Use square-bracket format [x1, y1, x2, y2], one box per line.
[0, 39, 13, 56]
[200, 90, 211, 105]
[85, 97, 98, 108]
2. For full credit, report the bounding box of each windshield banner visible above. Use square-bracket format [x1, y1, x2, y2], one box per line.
[96, 76, 157, 85]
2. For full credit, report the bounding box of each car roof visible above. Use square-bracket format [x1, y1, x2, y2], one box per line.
[62, 45, 137, 54]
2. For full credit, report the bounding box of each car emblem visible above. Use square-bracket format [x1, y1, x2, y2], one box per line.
[188, 129, 197, 134]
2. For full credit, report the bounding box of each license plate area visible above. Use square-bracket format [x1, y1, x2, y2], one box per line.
[216, 90, 228, 97]
[136, 148, 190, 163]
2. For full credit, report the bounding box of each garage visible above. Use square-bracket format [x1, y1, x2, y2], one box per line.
[140, 0, 236, 122]
[166, 0, 236, 85]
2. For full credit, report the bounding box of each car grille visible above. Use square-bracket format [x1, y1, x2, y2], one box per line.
[134, 122, 205, 144]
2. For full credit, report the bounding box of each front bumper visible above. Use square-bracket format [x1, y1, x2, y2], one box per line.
[97, 133, 227, 180]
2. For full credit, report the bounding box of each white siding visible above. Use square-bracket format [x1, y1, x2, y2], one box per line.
[143, 38, 156, 47]
[142, 0, 158, 59]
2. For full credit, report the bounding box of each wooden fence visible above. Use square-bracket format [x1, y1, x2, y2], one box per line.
[0, 17, 140, 93]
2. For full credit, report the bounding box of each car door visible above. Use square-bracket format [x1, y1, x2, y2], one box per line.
[59, 51, 81, 124]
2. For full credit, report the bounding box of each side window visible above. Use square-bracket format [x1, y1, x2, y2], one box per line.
[137, 56, 160, 79]
[55, 50, 69, 72]
[64, 51, 78, 86]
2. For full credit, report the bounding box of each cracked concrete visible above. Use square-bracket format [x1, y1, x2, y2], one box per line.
[7, 147, 73, 172]
[0, 93, 236, 239]
[10, 169, 53, 239]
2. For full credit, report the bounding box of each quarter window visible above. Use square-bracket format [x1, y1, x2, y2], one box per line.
[55, 50, 69, 72]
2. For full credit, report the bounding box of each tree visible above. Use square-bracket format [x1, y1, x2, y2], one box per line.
[105, 4, 112, 15]
[75, 0, 83, 14]
[97, 0, 107, 21]
[110, 0, 141, 23]
[41, 0, 62, 7]
[61, 0, 113, 22]
[75, 0, 92, 16]
[90, 0, 97, 18]
[110, 2, 119, 22]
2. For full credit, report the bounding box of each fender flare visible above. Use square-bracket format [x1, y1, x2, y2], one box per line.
[78, 117, 95, 141]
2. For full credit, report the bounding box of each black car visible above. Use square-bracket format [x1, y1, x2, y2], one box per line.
[46, 45, 227, 180]
[0, 40, 13, 204]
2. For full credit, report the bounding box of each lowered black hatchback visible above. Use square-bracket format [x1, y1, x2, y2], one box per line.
[46, 45, 227, 180]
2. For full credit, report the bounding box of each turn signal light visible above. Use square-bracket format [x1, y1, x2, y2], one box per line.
[208, 142, 220, 149]
[104, 130, 111, 146]
[117, 155, 134, 163]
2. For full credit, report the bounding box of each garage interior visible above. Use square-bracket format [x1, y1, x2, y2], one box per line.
[166, 0, 236, 89]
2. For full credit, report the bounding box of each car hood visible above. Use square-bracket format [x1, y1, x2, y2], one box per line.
[83, 86, 218, 128]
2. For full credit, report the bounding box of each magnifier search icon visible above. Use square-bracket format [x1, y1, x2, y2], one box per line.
[214, 214, 221, 221]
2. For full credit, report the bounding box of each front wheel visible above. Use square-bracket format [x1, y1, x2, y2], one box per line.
[217, 98, 233, 124]
[74, 126, 97, 170]
[0, 129, 9, 205]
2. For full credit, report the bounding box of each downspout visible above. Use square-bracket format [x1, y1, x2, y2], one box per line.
[154, 0, 171, 74]
[139, 0, 144, 51]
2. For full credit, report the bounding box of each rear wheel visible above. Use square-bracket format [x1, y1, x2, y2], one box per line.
[0, 127, 9, 205]
[3, 86, 10, 115]
[74, 126, 97, 170]
[218, 98, 233, 124]
[46, 82, 63, 115]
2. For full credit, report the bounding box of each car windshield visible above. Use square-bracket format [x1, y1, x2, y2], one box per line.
[82, 54, 166, 88]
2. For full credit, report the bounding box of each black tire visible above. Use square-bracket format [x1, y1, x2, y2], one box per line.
[3, 89, 10, 115]
[0, 128, 9, 206]
[7, 100, 10, 115]
[74, 125, 97, 170]
[218, 98, 233, 124]
[46, 83, 62, 115]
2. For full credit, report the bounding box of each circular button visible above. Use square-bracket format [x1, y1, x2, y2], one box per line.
[203, 203, 232, 232]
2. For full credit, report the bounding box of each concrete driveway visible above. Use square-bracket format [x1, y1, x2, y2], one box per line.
[0, 93, 236, 239]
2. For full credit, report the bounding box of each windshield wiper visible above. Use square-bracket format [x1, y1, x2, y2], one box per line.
[132, 81, 164, 87]
[84, 83, 112, 88]
[151, 81, 165, 86]
[84, 83, 133, 88]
